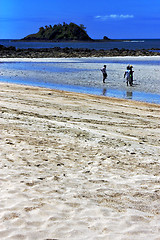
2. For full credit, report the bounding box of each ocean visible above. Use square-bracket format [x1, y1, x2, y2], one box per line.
[0, 39, 160, 50]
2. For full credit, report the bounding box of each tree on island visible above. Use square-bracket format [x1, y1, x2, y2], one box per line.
[22, 22, 92, 41]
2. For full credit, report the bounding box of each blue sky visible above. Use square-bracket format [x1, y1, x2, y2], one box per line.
[0, 0, 160, 39]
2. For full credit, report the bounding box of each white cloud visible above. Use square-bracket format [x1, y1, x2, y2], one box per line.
[95, 14, 134, 21]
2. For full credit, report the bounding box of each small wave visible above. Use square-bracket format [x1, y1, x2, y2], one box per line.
[123, 40, 145, 43]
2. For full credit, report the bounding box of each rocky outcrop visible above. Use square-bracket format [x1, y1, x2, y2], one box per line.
[0, 45, 160, 58]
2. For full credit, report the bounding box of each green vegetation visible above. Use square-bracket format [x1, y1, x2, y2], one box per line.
[23, 22, 92, 41]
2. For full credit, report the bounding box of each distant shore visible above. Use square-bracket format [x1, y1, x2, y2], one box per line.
[12, 38, 121, 43]
[0, 44, 160, 58]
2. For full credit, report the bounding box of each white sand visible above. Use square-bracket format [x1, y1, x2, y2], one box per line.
[1, 56, 160, 62]
[0, 82, 160, 240]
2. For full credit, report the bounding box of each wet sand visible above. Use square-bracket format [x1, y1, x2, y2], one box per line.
[0, 82, 160, 240]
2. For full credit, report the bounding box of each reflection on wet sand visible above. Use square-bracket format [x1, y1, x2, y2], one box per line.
[102, 87, 107, 96]
[126, 91, 133, 99]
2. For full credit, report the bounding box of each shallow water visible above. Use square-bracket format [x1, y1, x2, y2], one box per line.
[0, 57, 160, 104]
[2, 77, 160, 104]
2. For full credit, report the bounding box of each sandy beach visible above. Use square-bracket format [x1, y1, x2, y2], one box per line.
[0, 81, 160, 240]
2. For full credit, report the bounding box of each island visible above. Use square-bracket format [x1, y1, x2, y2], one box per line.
[21, 22, 93, 41]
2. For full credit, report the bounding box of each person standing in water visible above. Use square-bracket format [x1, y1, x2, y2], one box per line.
[124, 64, 134, 86]
[101, 65, 107, 83]
[129, 65, 134, 86]
[124, 65, 131, 86]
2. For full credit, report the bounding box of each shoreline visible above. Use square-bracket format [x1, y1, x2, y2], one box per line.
[0, 81, 160, 240]
[1, 79, 160, 105]
[0, 81, 160, 107]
